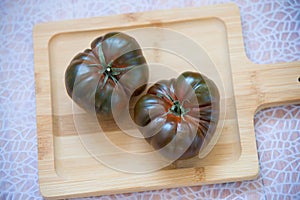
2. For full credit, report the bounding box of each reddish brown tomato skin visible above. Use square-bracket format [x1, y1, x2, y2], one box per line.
[65, 32, 149, 117]
[134, 72, 219, 160]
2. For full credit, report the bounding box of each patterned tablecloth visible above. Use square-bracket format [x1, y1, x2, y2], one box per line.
[1, 0, 299, 199]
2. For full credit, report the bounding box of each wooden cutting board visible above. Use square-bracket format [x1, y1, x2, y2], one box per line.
[34, 3, 300, 199]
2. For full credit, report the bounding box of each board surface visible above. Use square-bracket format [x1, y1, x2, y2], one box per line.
[34, 3, 300, 199]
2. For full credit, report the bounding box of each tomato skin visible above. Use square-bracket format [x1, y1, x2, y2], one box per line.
[134, 72, 219, 160]
[65, 32, 149, 117]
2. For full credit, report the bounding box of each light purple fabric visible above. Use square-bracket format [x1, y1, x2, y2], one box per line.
[0, 0, 299, 199]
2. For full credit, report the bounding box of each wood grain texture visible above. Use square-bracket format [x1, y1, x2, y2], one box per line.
[33, 3, 300, 199]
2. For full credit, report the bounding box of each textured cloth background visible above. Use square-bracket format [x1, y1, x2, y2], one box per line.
[0, 0, 299, 199]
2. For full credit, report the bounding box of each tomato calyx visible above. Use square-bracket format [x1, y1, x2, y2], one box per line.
[157, 93, 190, 117]
[169, 100, 190, 117]
[170, 100, 182, 115]
[97, 45, 138, 88]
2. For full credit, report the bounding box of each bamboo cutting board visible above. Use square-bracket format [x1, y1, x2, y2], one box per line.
[34, 3, 300, 199]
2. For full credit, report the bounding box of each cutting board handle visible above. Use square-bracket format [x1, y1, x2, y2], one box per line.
[253, 61, 300, 111]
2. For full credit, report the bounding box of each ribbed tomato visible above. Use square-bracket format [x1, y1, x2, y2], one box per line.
[65, 32, 149, 117]
[134, 72, 219, 160]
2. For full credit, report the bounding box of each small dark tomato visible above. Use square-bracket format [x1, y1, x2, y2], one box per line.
[65, 32, 149, 117]
[134, 71, 219, 160]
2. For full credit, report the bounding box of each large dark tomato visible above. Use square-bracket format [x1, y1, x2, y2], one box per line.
[134, 72, 219, 160]
[65, 32, 149, 117]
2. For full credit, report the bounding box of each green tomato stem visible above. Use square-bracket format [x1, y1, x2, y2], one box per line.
[169, 100, 190, 117]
